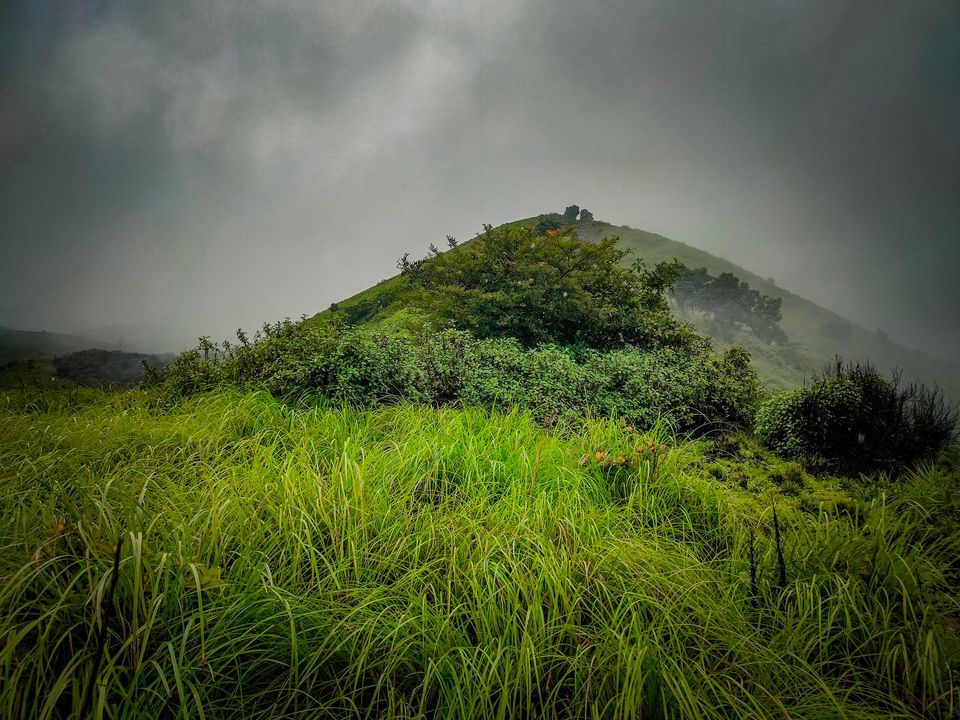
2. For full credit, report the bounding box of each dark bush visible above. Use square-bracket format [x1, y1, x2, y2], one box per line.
[534, 214, 565, 236]
[52, 348, 172, 388]
[756, 360, 958, 472]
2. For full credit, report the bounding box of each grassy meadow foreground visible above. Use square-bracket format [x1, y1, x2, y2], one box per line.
[2, 387, 958, 718]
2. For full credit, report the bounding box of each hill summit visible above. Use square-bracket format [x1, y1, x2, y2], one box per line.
[316, 212, 960, 396]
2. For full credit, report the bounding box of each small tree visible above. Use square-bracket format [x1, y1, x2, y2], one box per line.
[578, 208, 594, 222]
[534, 214, 564, 236]
[563, 205, 580, 222]
[446, 234, 458, 249]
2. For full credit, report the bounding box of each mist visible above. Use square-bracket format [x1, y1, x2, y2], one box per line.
[1, 0, 957, 357]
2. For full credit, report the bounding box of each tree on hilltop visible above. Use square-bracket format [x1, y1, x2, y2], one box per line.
[399, 225, 694, 351]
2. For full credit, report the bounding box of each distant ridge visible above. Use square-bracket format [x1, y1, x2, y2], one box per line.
[0, 326, 119, 366]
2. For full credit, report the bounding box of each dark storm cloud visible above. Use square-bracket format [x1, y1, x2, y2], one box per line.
[0, 0, 957, 357]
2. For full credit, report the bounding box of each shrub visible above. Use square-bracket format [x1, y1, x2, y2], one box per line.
[534, 213, 565, 235]
[756, 360, 958, 472]
[584, 345, 760, 432]
[155, 346, 225, 395]
[150, 320, 338, 396]
[158, 324, 761, 434]
[323, 332, 427, 404]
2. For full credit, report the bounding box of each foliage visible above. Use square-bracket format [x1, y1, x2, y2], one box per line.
[321, 329, 428, 404]
[0, 388, 957, 718]
[154, 324, 760, 432]
[321, 217, 960, 396]
[756, 359, 959, 472]
[577, 207, 593, 222]
[400, 224, 696, 351]
[584, 345, 760, 431]
[534, 212, 566, 236]
[562, 204, 580, 221]
[671, 267, 786, 344]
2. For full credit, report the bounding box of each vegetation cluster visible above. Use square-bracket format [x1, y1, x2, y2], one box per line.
[757, 360, 959, 473]
[155, 226, 763, 433]
[671, 267, 786, 344]
[156, 223, 956, 468]
[154, 322, 759, 433]
[395, 225, 692, 351]
[53, 349, 172, 388]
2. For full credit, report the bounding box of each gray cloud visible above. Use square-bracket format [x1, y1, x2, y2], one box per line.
[0, 0, 957, 357]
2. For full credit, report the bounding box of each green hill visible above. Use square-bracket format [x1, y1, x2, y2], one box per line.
[3, 218, 958, 719]
[315, 215, 960, 396]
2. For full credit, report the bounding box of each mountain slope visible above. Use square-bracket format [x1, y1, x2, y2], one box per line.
[313, 215, 960, 396]
[571, 219, 960, 395]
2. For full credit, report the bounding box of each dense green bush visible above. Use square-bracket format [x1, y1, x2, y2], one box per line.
[322, 330, 427, 404]
[399, 225, 695, 351]
[154, 323, 761, 433]
[584, 345, 759, 431]
[756, 360, 958, 472]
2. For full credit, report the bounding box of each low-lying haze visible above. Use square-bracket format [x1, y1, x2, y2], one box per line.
[1, 1, 957, 357]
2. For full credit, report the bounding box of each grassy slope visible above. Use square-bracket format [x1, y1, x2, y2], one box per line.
[312, 218, 960, 395]
[1, 387, 957, 718]
[574, 220, 960, 394]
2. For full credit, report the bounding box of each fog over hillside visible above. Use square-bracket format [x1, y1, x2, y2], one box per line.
[0, 1, 957, 358]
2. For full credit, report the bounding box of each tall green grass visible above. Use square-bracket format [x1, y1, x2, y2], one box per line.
[0, 388, 957, 718]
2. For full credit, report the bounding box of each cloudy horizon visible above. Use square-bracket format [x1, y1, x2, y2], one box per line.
[1, 1, 957, 358]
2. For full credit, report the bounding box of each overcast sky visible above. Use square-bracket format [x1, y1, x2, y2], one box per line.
[1, 0, 958, 357]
